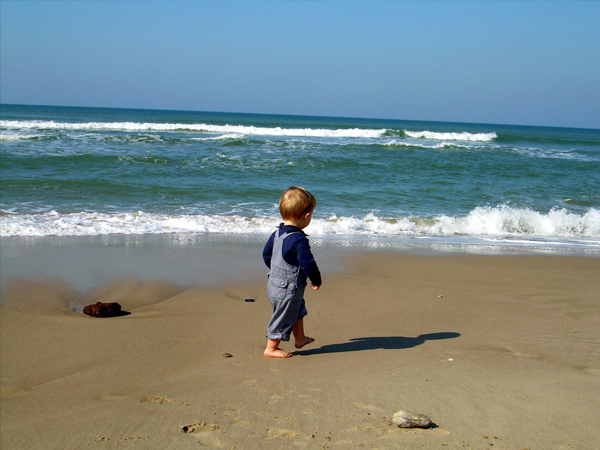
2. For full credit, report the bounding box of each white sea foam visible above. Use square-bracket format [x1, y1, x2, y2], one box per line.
[514, 146, 599, 162]
[423, 206, 600, 237]
[0, 132, 44, 141]
[2, 207, 599, 246]
[192, 133, 244, 141]
[384, 140, 473, 150]
[0, 211, 278, 237]
[404, 130, 497, 142]
[0, 120, 386, 139]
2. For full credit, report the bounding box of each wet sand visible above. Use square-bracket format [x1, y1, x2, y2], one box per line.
[1, 249, 599, 449]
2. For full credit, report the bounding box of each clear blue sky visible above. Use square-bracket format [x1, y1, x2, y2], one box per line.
[1, 1, 599, 128]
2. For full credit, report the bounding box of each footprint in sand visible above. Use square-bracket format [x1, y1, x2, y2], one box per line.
[182, 422, 207, 434]
[265, 427, 300, 439]
[140, 395, 189, 406]
[142, 395, 174, 404]
[181, 422, 221, 447]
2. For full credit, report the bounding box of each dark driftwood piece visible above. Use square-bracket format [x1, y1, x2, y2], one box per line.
[83, 302, 123, 318]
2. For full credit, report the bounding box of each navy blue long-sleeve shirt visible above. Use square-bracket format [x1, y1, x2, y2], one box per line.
[263, 224, 322, 287]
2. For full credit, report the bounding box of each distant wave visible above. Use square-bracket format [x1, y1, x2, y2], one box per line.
[192, 133, 244, 141]
[0, 120, 386, 139]
[0, 132, 48, 141]
[383, 140, 474, 150]
[2, 206, 598, 241]
[404, 130, 498, 142]
[0, 120, 504, 143]
[513, 146, 600, 162]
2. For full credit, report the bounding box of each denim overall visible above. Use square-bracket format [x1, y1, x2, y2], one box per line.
[266, 230, 308, 341]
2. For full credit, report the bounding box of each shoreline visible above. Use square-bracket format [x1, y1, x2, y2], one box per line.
[2, 232, 598, 294]
[1, 248, 599, 449]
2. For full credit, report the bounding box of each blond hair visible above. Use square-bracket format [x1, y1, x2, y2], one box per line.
[279, 186, 317, 220]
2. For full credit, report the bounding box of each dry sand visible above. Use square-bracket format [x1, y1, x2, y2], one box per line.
[1, 253, 599, 449]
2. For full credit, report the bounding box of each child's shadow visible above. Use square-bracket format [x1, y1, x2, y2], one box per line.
[294, 332, 460, 355]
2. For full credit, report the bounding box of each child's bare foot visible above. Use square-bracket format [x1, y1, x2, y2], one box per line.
[294, 336, 315, 349]
[264, 348, 292, 358]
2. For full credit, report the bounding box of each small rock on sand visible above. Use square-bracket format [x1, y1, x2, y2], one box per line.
[392, 410, 433, 428]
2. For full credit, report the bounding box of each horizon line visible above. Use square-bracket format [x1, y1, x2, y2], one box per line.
[1, 103, 598, 132]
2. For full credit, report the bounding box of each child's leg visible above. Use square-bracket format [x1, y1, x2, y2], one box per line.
[264, 338, 292, 358]
[293, 318, 315, 349]
[265, 286, 307, 357]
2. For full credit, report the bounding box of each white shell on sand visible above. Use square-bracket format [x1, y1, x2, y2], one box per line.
[392, 410, 433, 428]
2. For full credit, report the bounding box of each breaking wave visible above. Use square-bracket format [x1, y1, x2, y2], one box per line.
[404, 130, 497, 142]
[0, 120, 386, 139]
[2, 120, 501, 143]
[2, 206, 598, 243]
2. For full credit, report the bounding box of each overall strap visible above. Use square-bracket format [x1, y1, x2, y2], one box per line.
[271, 230, 301, 272]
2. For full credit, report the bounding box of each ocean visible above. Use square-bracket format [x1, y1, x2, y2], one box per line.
[1, 104, 599, 256]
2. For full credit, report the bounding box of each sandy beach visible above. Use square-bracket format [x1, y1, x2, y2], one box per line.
[1, 250, 599, 450]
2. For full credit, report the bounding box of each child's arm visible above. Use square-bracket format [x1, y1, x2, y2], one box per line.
[295, 237, 322, 288]
[262, 233, 275, 268]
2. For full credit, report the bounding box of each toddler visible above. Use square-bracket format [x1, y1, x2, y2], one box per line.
[263, 187, 322, 358]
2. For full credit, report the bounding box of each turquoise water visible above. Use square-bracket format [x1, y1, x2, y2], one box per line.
[1, 104, 599, 253]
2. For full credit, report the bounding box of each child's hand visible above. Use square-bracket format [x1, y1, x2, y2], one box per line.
[311, 285, 320, 291]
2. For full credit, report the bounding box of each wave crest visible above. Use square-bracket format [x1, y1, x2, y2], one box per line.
[404, 130, 497, 142]
[2, 206, 598, 242]
[0, 120, 386, 139]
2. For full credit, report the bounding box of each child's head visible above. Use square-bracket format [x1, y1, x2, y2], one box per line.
[279, 186, 317, 220]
